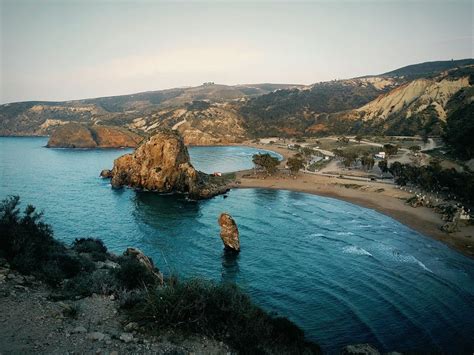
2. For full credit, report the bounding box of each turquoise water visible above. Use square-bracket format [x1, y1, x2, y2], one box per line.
[1, 137, 473, 353]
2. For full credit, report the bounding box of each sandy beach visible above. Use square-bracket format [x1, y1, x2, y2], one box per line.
[230, 142, 474, 258]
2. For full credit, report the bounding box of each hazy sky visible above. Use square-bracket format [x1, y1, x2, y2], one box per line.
[0, 0, 472, 103]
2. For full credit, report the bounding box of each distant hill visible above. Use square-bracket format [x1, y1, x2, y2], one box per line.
[380, 59, 474, 79]
[1, 60, 473, 144]
[0, 83, 302, 138]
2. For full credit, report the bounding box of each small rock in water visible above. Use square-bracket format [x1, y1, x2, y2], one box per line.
[218, 213, 240, 252]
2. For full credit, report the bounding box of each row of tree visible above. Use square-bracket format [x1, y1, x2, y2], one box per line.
[388, 160, 474, 204]
[252, 153, 305, 175]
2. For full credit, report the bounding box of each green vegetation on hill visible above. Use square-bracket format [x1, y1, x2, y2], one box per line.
[381, 59, 474, 79]
[240, 81, 387, 137]
[0, 196, 320, 354]
[444, 102, 474, 160]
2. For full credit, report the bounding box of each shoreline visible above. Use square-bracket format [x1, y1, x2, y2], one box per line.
[230, 142, 474, 258]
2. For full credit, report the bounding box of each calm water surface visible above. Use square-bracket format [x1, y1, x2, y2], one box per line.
[1, 137, 473, 353]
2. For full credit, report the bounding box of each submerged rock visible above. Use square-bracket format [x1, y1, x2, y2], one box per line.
[218, 213, 240, 252]
[107, 129, 228, 199]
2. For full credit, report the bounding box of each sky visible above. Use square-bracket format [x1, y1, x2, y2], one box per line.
[0, 0, 472, 103]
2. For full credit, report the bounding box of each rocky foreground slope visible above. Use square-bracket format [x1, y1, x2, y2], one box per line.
[46, 123, 143, 148]
[0, 258, 229, 354]
[103, 130, 229, 199]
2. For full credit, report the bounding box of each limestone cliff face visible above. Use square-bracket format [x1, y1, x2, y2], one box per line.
[46, 123, 142, 148]
[109, 130, 228, 199]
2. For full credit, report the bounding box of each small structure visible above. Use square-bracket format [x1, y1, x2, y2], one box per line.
[375, 151, 386, 159]
[218, 213, 240, 252]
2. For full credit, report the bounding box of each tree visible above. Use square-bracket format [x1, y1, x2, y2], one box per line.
[287, 155, 305, 175]
[332, 148, 344, 159]
[378, 159, 388, 174]
[444, 102, 474, 159]
[389, 161, 404, 178]
[383, 144, 398, 157]
[408, 145, 421, 154]
[252, 154, 279, 175]
[341, 151, 358, 168]
[421, 130, 429, 144]
[337, 136, 350, 145]
[301, 147, 314, 159]
[355, 135, 363, 144]
[360, 154, 375, 171]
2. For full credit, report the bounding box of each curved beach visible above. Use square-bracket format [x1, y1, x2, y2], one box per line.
[231, 142, 474, 258]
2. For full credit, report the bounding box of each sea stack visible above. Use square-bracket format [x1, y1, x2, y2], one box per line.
[218, 213, 240, 252]
[105, 129, 228, 199]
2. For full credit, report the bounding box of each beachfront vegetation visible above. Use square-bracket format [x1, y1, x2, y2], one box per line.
[287, 155, 305, 174]
[0, 196, 320, 354]
[444, 101, 474, 159]
[389, 161, 474, 204]
[252, 153, 280, 175]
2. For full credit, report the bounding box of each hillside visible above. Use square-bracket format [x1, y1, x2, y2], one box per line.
[1, 60, 473, 144]
[380, 58, 474, 79]
[315, 66, 474, 136]
[0, 83, 301, 137]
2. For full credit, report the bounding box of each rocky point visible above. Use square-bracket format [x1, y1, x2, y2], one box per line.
[104, 129, 228, 200]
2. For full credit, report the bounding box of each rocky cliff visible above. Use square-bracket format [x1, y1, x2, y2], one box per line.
[46, 123, 143, 148]
[107, 130, 228, 199]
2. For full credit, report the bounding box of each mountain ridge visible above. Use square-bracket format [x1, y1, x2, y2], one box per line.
[1, 59, 473, 144]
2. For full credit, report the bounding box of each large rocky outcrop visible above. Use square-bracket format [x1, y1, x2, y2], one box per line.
[107, 130, 228, 199]
[46, 123, 143, 148]
[218, 213, 240, 252]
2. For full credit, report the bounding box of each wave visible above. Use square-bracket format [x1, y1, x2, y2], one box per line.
[342, 245, 372, 256]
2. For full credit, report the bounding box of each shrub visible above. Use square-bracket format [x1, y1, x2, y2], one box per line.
[115, 256, 158, 290]
[61, 269, 121, 299]
[0, 196, 58, 273]
[0, 196, 98, 286]
[72, 238, 108, 261]
[118, 289, 147, 309]
[129, 279, 320, 354]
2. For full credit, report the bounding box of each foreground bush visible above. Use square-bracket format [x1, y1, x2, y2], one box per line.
[0, 196, 92, 285]
[130, 279, 320, 354]
[72, 237, 108, 261]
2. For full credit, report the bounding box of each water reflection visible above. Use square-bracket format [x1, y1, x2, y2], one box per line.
[221, 249, 241, 283]
[132, 191, 202, 228]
